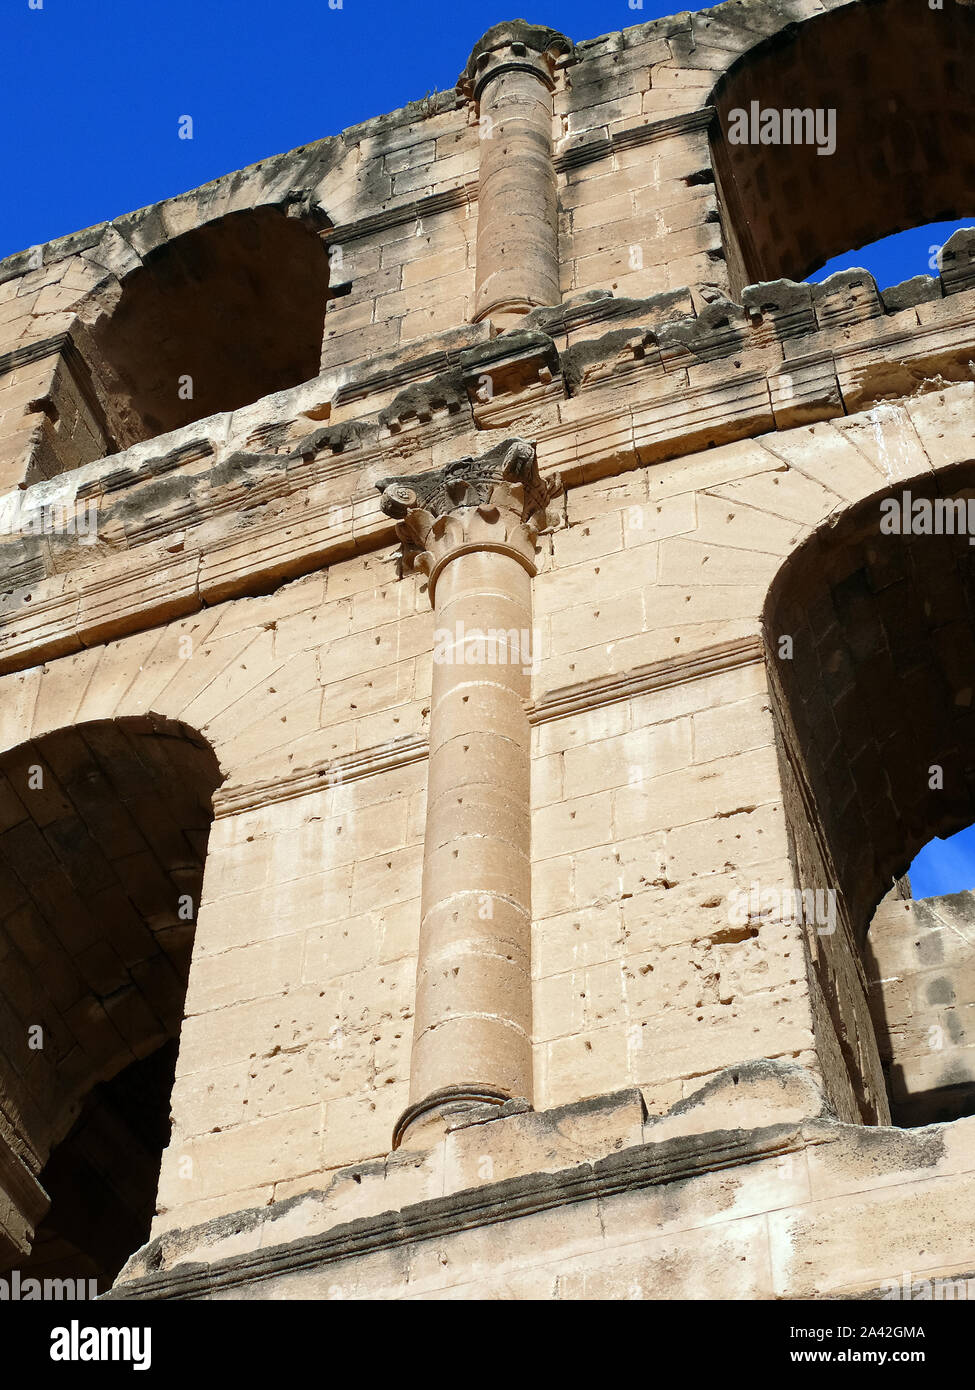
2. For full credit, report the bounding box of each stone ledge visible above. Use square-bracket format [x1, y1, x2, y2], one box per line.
[107, 1118, 803, 1300]
[0, 284, 972, 673]
[99, 1056, 975, 1300]
[6, 257, 972, 533]
[105, 1101, 975, 1301]
[212, 633, 765, 815]
[109, 1060, 828, 1296]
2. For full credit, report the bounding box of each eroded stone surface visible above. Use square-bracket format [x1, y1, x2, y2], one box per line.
[0, 0, 974, 1299]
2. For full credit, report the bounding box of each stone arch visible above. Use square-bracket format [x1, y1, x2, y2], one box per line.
[0, 714, 222, 1287]
[76, 202, 333, 452]
[707, 0, 975, 292]
[762, 454, 975, 1124]
[596, 381, 975, 1125]
[764, 458, 975, 940]
[0, 586, 327, 792]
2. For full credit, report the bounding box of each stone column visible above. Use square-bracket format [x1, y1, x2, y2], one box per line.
[461, 22, 571, 329]
[377, 438, 558, 1149]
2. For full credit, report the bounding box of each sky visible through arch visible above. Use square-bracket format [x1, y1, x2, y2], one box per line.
[909, 827, 975, 899]
[1, 0, 972, 897]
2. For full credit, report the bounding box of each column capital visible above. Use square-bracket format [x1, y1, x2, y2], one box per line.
[376, 437, 559, 605]
[458, 20, 573, 104]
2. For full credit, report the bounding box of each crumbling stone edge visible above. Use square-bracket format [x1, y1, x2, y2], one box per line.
[104, 1120, 803, 1300]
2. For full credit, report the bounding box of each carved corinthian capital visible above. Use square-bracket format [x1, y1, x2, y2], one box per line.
[376, 437, 559, 604]
[457, 21, 573, 104]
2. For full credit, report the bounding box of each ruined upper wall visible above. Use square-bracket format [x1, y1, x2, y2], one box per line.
[3, 0, 971, 500]
[0, 231, 972, 675]
[2, 1, 975, 1297]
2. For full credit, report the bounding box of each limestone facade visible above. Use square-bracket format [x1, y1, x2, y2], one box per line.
[0, 1, 972, 1299]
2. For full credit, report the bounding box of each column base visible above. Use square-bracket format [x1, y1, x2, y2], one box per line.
[392, 1084, 524, 1150]
[471, 299, 539, 332]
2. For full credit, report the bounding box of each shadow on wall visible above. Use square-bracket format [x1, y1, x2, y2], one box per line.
[764, 461, 975, 1129]
[709, 0, 975, 294]
[81, 206, 333, 454]
[22, 1042, 180, 1293]
[0, 715, 222, 1290]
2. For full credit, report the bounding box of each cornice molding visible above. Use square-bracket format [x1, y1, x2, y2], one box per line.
[212, 635, 764, 818]
[103, 1120, 802, 1301]
[329, 182, 478, 247]
[322, 109, 716, 249]
[0, 331, 70, 381]
[0, 281, 972, 677]
[212, 734, 429, 819]
[529, 632, 763, 723]
[554, 107, 715, 174]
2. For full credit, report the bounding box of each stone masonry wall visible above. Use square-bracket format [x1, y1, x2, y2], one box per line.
[0, 0, 974, 1297]
[867, 892, 975, 1126]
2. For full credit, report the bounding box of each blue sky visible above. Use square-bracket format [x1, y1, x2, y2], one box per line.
[811, 220, 972, 287]
[1, 0, 970, 280]
[1, 0, 639, 259]
[909, 826, 975, 899]
[3, 0, 973, 898]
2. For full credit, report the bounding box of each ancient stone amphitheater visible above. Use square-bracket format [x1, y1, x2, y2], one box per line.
[0, 0, 973, 1300]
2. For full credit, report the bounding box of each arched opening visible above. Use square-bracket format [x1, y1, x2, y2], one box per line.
[764, 460, 975, 1126]
[910, 822, 975, 898]
[710, 0, 975, 294]
[0, 716, 221, 1291]
[83, 206, 332, 451]
[21, 1043, 180, 1288]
